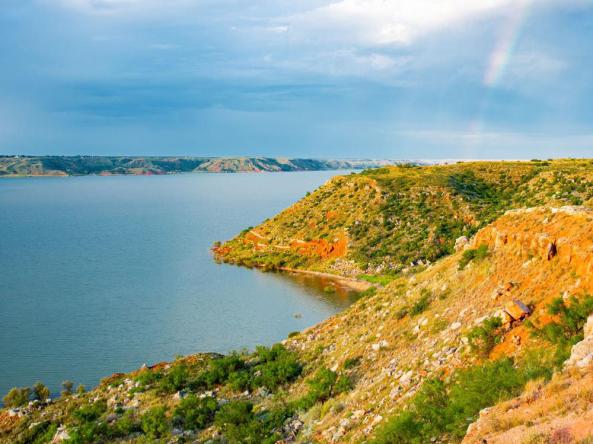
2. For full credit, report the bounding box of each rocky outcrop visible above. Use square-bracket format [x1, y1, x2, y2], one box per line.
[564, 315, 593, 369]
[463, 313, 593, 444]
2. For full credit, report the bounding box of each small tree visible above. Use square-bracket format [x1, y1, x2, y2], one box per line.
[32, 382, 50, 401]
[3, 387, 31, 408]
[141, 406, 169, 439]
[76, 384, 86, 395]
[61, 380, 74, 397]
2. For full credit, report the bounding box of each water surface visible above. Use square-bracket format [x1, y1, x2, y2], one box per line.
[0, 172, 357, 396]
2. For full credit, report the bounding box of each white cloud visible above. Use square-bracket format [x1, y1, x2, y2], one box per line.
[285, 0, 519, 46]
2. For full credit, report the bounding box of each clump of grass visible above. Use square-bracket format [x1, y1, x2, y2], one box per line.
[410, 289, 432, 316]
[359, 274, 397, 286]
[458, 244, 489, 270]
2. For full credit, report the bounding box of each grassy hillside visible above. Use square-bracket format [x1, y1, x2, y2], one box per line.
[3, 206, 593, 443]
[0, 156, 403, 176]
[216, 159, 593, 278]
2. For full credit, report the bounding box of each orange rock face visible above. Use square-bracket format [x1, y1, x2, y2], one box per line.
[473, 206, 593, 298]
[289, 233, 348, 259]
[239, 229, 348, 259]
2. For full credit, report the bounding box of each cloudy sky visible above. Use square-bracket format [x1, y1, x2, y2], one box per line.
[1, 0, 592, 158]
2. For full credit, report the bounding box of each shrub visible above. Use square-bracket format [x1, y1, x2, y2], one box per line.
[61, 380, 74, 397]
[287, 331, 300, 338]
[159, 363, 189, 393]
[410, 290, 432, 316]
[63, 423, 108, 443]
[73, 400, 107, 423]
[467, 317, 503, 357]
[173, 395, 217, 430]
[197, 354, 246, 388]
[14, 420, 57, 444]
[373, 356, 555, 444]
[32, 382, 50, 401]
[344, 357, 361, 369]
[252, 344, 302, 390]
[530, 295, 593, 346]
[301, 368, 352, 407]
[228, 370, 252, 391]
[135, 368, 161, 387]
[458, 244, 489, 270]
[214, 401, 269, 444]
[2, 387, 30, 408]
[76, 384, 86, 395]
[112, 410, 141, 437]
[141, 406, 169, 439]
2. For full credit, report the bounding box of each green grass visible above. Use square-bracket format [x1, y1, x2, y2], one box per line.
[359, 274, 397, 286]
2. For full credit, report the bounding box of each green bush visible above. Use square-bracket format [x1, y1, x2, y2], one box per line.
[112, 410, 140, 437]
[2, 387, 30, 408]
[373, 356, 555, 444]
[61, 380, 74, 397]
[141, 406, 169, 439]
[529, 295, 593, 346]
[159, 363, 189, 393]
[173, 395, 217, 430]
[73, 401, 107, 423]
[63, 421, 108, 444]
[134, 368, 161, 387]
[301, 368, 352, 407]
[214, 401, 269, 444]
[252, 344, 302, 390]
[197, 354, 246, 389]
[32, 382, 50, 401]
[467, 317, 503, 357]
[458, 244, 489, 270]
[13, 420, 57, 444]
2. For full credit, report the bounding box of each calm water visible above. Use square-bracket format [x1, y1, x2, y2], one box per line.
[0, 172, 357, 397]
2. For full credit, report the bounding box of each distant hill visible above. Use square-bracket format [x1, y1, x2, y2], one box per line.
[0, 156, 410, 176]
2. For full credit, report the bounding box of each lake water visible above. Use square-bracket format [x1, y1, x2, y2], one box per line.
[0, 172, 357, 397]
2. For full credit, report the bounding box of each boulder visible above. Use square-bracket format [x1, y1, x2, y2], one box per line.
[454, 236, 469, 251]
[564, 315, 593, 369]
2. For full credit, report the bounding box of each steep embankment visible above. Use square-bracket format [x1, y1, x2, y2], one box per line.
[3, 206, 593, 443]
[216, 159, 593, 280]
[464, 313, 593, 444]
[0, 156, 402, 176]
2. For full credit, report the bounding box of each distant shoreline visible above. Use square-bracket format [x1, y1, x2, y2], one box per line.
[0, 155, 419, 177]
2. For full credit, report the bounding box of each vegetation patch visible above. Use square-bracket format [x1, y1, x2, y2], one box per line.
[458, 244, 489, 270]
[373, 355, 557, 444]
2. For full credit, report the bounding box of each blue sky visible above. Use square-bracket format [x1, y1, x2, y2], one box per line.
[1, 0, 592, 159]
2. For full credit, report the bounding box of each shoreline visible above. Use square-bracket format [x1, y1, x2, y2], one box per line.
[278, 267, 373, 292]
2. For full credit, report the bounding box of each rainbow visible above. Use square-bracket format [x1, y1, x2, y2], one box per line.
[483, 0, 532, 87]
[462, 0, 533, 156]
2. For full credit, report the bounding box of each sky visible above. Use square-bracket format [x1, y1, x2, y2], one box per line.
[1, 0, 593, 159]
